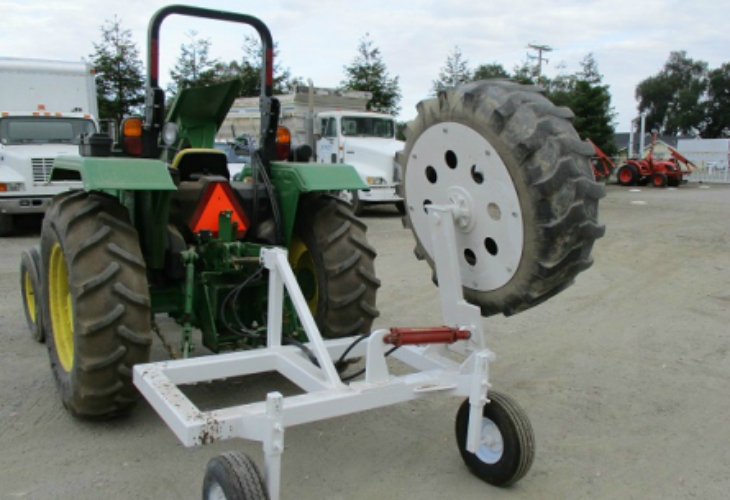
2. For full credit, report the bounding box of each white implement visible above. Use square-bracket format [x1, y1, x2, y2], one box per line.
[135, 205, 505, 500]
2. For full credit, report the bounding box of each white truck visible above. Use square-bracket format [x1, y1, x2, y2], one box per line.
[220, 85, 405, 214]
[0, 57, 98, 235]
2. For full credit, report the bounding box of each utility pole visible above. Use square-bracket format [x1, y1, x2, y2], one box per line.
[527, 43, 553, 79]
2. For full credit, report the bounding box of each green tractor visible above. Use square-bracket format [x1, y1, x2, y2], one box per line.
[22, 5, 379, 418]
[20, 6, 606, 497]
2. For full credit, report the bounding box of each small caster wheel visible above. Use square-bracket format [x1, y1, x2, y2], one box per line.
[455, 391, 535, 486]
[20, 245, 44, 343]
[202, 451, 269, 500]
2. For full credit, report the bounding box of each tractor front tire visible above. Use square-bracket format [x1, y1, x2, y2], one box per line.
[40, 191, 152, 418]
[617, 164, 639, 186]
[652, 172, 668, 188]
[290, 194, 380, 338]
[400, 80, 605, 317]
[20, 246, 44, 342]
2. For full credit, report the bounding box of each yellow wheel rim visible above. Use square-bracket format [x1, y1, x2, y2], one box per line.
[49, 243, 74, 372]
[23, 268, 37, 324]
[288, 236, 318, 315]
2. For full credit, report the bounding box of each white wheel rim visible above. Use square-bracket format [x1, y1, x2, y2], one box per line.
[476, 417, 504, 464]
[405, 122, 524, 291]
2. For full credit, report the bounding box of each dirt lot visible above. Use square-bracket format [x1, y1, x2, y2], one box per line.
[1, 184, 729, 500]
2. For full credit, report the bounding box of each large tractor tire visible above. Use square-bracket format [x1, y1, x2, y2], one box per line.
[40, 191, 152, 418]
[398, 80, 605, 317]
[289, 194, 380, 338]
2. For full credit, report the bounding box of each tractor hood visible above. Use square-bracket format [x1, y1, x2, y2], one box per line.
[341, 137, 404, 185]
[166, 80, 243, 149]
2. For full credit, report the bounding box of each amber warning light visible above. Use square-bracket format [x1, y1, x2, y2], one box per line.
[189, 181, 249, 239]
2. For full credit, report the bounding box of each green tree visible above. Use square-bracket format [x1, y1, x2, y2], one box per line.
[168, 31, 220, 95]
[216, 35, 300, 97]
[473, 62, 510, 80]
[512, 61, 538, 85]
[341, 34, 402, 115]
[89, 16, 145, 123]
[703, 63, 730, 138]
[432, 46, 472, 93]
[635, 51, 708, 136]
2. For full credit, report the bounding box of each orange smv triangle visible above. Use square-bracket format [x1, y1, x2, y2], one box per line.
[189, 181, 249, 238]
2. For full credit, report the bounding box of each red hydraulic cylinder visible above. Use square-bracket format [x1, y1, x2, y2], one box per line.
[383, 326, 471, 347]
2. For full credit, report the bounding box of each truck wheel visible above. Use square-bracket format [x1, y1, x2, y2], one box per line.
[400, 81, 605, 317]
[202, 452, 269, 500]
[289, 194, 380, 338]
[0, 214, 14, 237]
[40, 191, 152, 418]
[455, 391, 535, 487]
[617, 164, 639, 186]
[20, 246, 44, 342]
[338, 189, 365, 216]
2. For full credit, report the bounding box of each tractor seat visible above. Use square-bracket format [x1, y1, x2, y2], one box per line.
[171, 148, 230, 182]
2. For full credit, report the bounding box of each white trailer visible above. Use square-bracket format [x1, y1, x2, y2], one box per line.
[0, 57, 97, 235]
[221, 85, 405, 214]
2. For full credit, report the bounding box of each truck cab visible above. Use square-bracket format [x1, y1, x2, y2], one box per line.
[316, 111, 404, 213]
[0, 110, 94, 234]
[0, 57, 98, 235]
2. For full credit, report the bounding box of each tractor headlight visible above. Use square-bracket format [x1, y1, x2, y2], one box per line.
[366, 176, 387, 186]
[162, 122, 179, 146]
[0, 182, 24, 192]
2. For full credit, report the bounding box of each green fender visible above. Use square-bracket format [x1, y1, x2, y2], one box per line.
[49, 155, 177, 191]
[264, 162, 367, 246]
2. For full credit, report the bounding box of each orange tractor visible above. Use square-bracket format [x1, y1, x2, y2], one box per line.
[616, 136, 696, 188]
[587, 139, 615, 182]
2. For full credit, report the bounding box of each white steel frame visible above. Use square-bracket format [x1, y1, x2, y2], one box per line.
[134, 204, 497, 500]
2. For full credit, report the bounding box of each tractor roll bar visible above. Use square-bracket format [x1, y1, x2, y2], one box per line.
[147, 5, 274, 97]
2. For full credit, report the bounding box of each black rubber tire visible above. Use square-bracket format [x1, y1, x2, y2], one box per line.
[290, 194, 380, 338]
[20, 245, 44, 342]
[617, 164, 639, 186]
[0, 213, 14, 236]
[349, 189, 365, 216]
[667, 175, 681, 187]
[40, 190, 152, 418]
[400, 80, 605, 317]
[455, 391, 535, 487]
[652, 172, 668, 188]
[202, 452, 269, 500]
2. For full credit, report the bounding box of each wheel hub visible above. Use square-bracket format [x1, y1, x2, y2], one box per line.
[49, 242, 74, 372]
[23, 270, 36, 323]
[405, 122, 524, 291]
[476, 417, 504, 464]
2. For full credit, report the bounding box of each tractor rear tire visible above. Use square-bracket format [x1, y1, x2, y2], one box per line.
[617, 164, 639, 186]
[202, 452, 269, 500]
[20, 245, 44, 342]
[290, 194, 380, 338]
[399, 80, 605, 317]
[40, 191, 152, 418]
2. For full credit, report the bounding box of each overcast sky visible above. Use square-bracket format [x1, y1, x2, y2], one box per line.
[2, 0, 728, 132]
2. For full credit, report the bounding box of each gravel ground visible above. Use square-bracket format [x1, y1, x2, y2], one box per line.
[1, 183, 729, 500]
